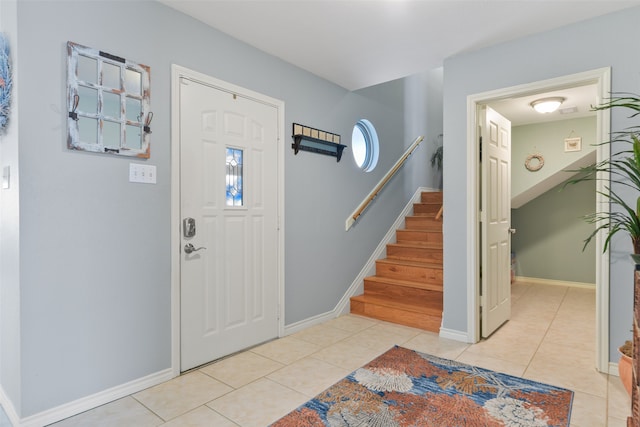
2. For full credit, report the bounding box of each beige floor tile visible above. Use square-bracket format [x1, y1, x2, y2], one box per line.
[160, 406, 239, 427]
[324, 314, 378, 333]
[345, 325, 416, 352]
[290, 323, 353, 347]
[370, 321, 424, 341]
[49, 397, 162, 427]
[524, 347, 607, 397]
[607, 416, 629, 427]
[266, 357, 350, 397]
[402, 332, 469, 360]
[208, 378, 308, 427]
[311, 339, 389, 372]
[463, 333, 540, 365]
[133, 371, 233, 421]
[199, 351, 284, 389]
[569, 390, 607, 427]
[250, 336, 321, 365]
[608, 375, 631, 422]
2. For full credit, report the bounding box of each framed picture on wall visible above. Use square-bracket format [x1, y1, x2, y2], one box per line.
[564, 137, 582, 152]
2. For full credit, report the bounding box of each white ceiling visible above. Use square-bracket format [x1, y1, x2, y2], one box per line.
[159, 0, 637, 125]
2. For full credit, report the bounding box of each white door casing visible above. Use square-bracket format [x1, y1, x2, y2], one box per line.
[171, 66, 284, 372]
[480, 106, 512, 337]
[465, 67, 610, 372]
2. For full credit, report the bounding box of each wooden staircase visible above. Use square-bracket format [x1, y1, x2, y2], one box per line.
[350, 191, 443, 332]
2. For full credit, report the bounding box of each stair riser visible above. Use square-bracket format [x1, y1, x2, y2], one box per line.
[405, 217, 443, 230]
[350, 300, 441, 332]
[375, 261, 443, 283]
[386, 246, 442, 262]
[364, 281, 443, 300]
[413, 204, 441, 215]
[420, 192, 443, 203]
[396, 230, 442, 244]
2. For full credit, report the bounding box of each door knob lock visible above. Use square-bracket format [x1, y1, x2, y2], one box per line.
[184, 243, 206, 254]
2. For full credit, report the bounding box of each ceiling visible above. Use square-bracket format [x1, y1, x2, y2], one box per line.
[159, 0, 638, 125]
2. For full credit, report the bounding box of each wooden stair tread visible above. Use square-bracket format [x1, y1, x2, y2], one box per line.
[376, 257, 443, 269]
[351, 294, 443, 314]
[364, 275, 443, 292]
[388, 242, 442, 249]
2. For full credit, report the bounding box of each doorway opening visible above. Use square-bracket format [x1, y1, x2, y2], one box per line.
[467, 67, 611, 372]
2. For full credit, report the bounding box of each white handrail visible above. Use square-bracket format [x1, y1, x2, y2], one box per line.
[345, 135, 424, 231]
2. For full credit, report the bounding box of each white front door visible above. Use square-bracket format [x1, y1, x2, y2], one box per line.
[179, 76, 280, 371]
[480, 106, 512, 337]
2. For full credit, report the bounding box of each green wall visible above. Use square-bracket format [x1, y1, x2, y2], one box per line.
[511, 176, 596, 284]
[510, 117, 596, 284]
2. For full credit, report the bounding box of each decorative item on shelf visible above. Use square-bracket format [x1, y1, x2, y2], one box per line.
[291, 123, 346, 162]
[525, 152, 544, 172]
[0, 32, 12, 131]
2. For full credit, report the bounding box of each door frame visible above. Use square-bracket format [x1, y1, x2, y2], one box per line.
[465, 67, 611, 372]
[169, 64, 285, 375]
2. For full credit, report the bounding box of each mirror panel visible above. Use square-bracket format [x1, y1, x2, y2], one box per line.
[77, 55, 97, 84]
[126, 125, 142, 150]
[102, 62, 120, 89]
[125, 69, 141, 95]
[126, 97, 142, 123]
[103, 121, 121, 149]
[103, 91, 121, 120]
[78, 118, 98, 145]
[77, 86, 98, 114]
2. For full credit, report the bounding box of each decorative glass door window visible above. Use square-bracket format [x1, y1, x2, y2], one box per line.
[226, 147, 244, 206]
[67, 41, 151, 158]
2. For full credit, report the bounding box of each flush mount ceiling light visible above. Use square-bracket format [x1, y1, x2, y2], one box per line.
[530, 97, 566, 114]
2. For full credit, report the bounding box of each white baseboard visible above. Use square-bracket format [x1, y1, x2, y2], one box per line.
[285, 187, 438, 335]
[609, 362, 620, 377]
[15, 368, 173, 427]
[0, 385, 20, 427]
[439, 327, 471, 343]
[514, 276, 595, 289]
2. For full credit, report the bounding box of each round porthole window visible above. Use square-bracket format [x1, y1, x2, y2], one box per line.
[352, 119, 379, 172]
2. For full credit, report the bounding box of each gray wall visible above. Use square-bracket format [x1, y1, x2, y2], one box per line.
[1, 0, 437, 418]
[443, 6, 640, 360]
[511, 178, 596, 283]
[0, 0, 21, 416]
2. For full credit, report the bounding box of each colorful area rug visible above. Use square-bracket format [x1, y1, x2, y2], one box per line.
[270, 346, 573, 427]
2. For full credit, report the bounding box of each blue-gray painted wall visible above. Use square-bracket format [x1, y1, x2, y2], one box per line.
[0, 0, 439, 418]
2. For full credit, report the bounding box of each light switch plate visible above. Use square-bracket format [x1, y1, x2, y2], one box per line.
[129, 163, 157, 184]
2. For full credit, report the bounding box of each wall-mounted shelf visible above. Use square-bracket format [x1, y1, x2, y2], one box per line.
[292, 123, 346, 162]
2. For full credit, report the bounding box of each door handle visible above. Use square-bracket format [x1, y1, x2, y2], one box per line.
[508, 228, 517, 234]
[184, 243, 206, 254]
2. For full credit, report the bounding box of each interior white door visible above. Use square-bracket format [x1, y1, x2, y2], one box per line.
[179, 77, 279, 371]
[481, 106, 512, 338]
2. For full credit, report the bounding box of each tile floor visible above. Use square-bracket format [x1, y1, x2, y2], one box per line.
[43, 281, 627, 426]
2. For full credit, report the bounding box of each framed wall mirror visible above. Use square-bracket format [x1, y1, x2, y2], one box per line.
[67, 41, 151, 158]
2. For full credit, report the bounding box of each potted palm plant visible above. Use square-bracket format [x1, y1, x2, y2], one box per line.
[566, 92, 640, 397]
